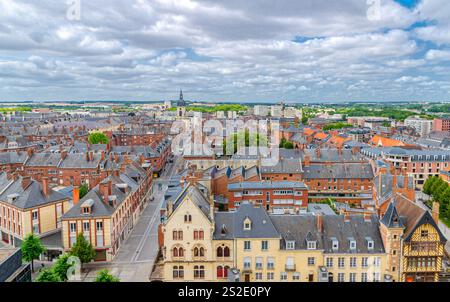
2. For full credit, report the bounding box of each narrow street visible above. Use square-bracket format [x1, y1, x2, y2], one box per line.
[81, 156, 181, 282]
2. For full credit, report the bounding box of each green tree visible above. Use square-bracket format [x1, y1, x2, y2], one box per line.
[79, 183, 89, 199]
[432, 179, 447, 200]
[436, 183, 450, 203]
[284, 141, 294, 149]
[21, 234, 45, 273]
[94, 269, 120, 282]
[436, 182, 450, 202]
[430, 178, 445, 197]
[423, 176, 437, 195]
[36, 268, 61, 282]
[88, 132, 109, 144]
[52, 253, 75, 281]
[70, 234, 96, 265]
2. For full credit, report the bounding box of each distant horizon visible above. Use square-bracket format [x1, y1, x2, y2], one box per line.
[0, 99, 449, 106]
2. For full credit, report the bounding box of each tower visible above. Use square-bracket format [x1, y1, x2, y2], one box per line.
[379, 200, 405, 282]
[177, 89, 186, 118]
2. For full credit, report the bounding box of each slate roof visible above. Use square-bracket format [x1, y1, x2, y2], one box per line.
[59, 153, 102, 169]
[303, 163, 374, 179]
[270, 214, 385, 253]
[0, 173, 68, 209]
[25, 153, 61, 167]
[172, 184, 213, 221]
[0, 151, 28, 165]
[260, 158, 303, 174]
[228, 181, 307, 191]
[303, 149, 365, 162]
[62, 171, 143, 219]
[213, 203, 280, 239]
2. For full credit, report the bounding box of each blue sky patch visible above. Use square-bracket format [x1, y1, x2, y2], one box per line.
[395, 0, 420, 9]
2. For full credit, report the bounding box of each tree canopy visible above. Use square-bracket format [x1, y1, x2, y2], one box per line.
[21, 234, 45, 272]
[36, 268, 61, 282]
[79, 183, 89, 199]
[88, 132, 109, 145]
[52, 253, 75, 281]
[423, 176, 450, 227]
[70, 234, 96, 264]
[94, 269, 120, 282]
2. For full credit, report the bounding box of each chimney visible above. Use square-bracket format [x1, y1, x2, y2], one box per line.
[120, 163, 126, 173]
[315, 148, 321, 158]
[432, 202, 440, 224]
[73, 186, 80, 206]
[89, 151, 94, 162]
[101, 151, 105, 161]
[86, 151, 90, 162]
[113, 169, 120, 177]
[27, 148, 33, 158]
[61, 150, 68, 160]
[114, 153, 119, 163]
[316, 214, 323, 233]
[21, 176, 31, 190]
[304, 155, 310, 167]
[42, 177, 50, 197]
[344, 212, 350, 223]
[12, 172, 19, 181]
[363, 212, 372, 222]
[99, 180, 112, 204]
[139, 154, 145, 164]
[403, 169, 408, 189]
[351, 147, 358, 155]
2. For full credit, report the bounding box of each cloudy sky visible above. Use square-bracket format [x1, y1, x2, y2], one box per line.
[0, 0, 449, 103]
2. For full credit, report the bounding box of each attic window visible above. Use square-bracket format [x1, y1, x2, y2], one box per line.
[243, 217, 252, 231]
[331, 238, 339, 251]
[349, 239, 357, 250]
[367, 240, 374, 250]
[307, 241, 316, 250]
[286, 241, 295, 250]
[221, 225, 227, 236]
[82, 207, 90, 214]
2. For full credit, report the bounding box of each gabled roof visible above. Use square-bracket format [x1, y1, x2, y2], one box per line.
[171, 184, 213, 221]
[393, 194, 447, 242]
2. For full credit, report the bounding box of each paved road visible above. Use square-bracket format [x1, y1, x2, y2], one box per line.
[82, 156, 181, 282]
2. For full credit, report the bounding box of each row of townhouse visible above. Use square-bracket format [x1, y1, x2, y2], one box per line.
[361, 147, 450, 189]
[0, 156, 153, 262]
[0, 138, 171, 189]
[157, 184, 447, 282]
[61, 162, 153, 261]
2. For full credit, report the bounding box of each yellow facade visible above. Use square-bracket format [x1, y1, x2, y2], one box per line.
[0, 199, 70, 246]
[401, 223, 445, 282]
[161, 191, 390, 282]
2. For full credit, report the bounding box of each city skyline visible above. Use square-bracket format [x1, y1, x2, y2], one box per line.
[0, 0, 449, 103]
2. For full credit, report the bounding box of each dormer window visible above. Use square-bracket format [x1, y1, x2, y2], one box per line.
[307, 241, 316, 250]
[349, 238, 356, 250]
[80, 199, 94, 215]
[331, 238, 339, 251]
[243, 217, 252, 231]
[286, 241, 295, 250]
[366, 237, 374, 250]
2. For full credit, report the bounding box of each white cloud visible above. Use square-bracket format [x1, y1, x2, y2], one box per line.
[0, 0, 448, 102]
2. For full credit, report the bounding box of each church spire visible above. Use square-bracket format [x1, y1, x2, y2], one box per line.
[177, 89, 186, 107]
